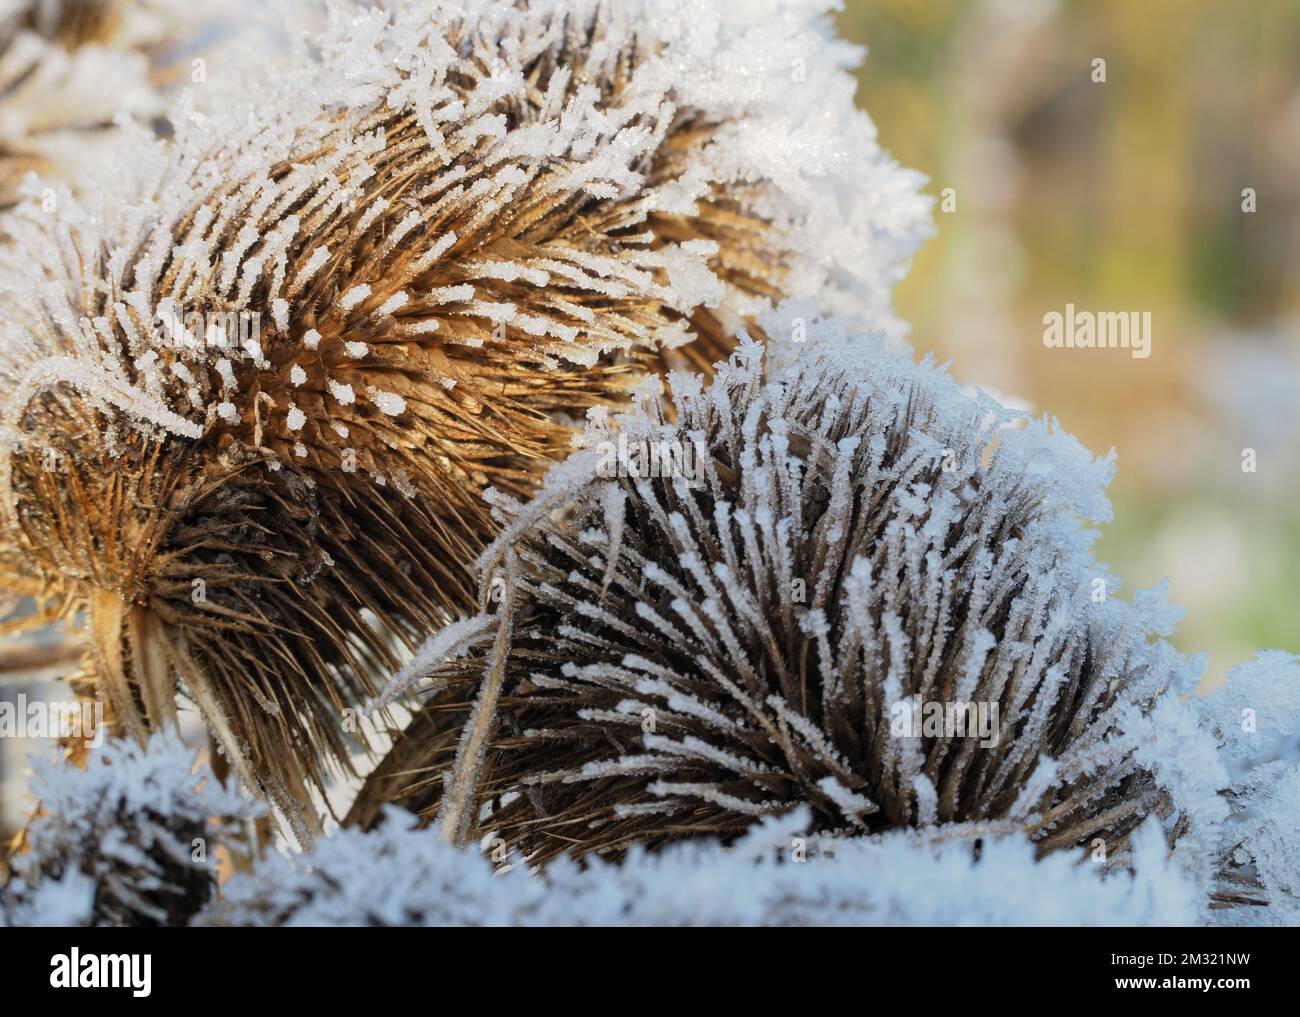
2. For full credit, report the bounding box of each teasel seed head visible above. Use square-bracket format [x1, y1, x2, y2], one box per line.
[353, 309, 1220, 871]
[0, 730, 257, 927]
[0, 0, 925, 828]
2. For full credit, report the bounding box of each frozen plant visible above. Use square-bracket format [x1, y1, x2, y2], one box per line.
[0, 0, 928, 825]
[351, 307, 1228, 917]
[0, 730, 258, 926]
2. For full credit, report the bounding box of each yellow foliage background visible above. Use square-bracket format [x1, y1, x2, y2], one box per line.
[841, 0, 1300, 685]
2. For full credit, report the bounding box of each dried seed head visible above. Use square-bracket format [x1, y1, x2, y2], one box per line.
[354, 310, 1220, 868]
[0, 1, 925, 819]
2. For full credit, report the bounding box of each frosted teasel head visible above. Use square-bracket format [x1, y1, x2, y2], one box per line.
[0, 0, 925, 829]
[0, 730, 258, 928]
[1194, 651, 1300, 921]
[353, 311, 1219, 871]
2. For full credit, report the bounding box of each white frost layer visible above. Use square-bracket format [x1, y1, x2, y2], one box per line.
[200, 807, 1200, 928]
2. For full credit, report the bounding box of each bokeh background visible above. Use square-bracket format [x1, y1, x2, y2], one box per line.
[839, 0, 1300, 687]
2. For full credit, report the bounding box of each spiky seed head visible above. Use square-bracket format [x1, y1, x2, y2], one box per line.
[0, 0, 925, 822]
[0, 731, 257, 927]
[352, 312, 1213, 866]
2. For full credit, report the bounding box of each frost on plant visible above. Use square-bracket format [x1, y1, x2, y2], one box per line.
[0, 0, 1294, 932]
[0, 731, 257, 927]
[1198, 651, 1300, 924]
[200, 805, 1199, 927]
[0, 0, 929, 819]
[352, 308, 1228, 915]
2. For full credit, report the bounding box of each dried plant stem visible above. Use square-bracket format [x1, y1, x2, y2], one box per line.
[438, 553, 517, 847]
[0, 637, 82, 682]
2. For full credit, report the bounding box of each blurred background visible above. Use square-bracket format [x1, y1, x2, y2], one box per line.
[839, 0, 1300, 688]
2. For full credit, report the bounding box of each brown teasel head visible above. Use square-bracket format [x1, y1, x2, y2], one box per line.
[0, 1, 903, 829]
[349, 334, 1202, 868]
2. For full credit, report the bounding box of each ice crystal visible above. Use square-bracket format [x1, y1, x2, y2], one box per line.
[1198, 652, 1300, 923]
